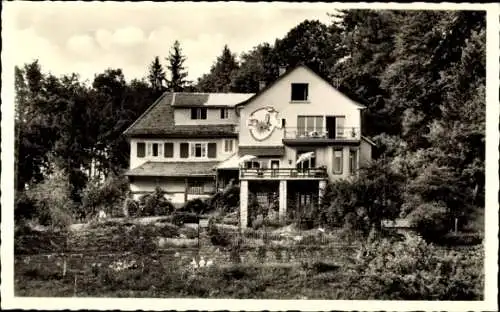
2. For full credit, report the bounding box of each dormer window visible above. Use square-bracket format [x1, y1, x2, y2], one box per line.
[191, 107, 207, 120]
[291, 83, 309, 101]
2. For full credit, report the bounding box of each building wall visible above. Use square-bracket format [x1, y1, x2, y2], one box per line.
[129, 137, 238, 169]
[174, 107, 238, 125]
[129, 176, 215, 204]
[238, 66, 362, 147]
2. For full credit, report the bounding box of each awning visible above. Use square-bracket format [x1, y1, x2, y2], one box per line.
[238, 146, 285, 157]
[215, 154, 256, 170]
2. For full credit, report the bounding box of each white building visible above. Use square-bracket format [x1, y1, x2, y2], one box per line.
[123, 65, 374, 228]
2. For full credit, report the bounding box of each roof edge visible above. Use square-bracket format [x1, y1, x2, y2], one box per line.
[361, 135, 376, 146]
[123, 92, 172, 136]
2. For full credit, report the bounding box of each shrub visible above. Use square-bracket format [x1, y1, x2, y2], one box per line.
[208, 218, 231, 247]
[25, 167, 73, 230]
[407, 201, 450, 242]
[251, 214, 264, 230]
[207, 185, 240, 213]
[139, 187, 175, 216]
[80, 174, 130, 219]
[124, 198, 140, 217]
[172, 212, 199, 226]
[179, 226, 199, 239]
[180, 198, 209, 215]
[349, 235, 484, 300]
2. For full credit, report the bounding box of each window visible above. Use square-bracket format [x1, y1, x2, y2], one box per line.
[333, 149, 343, 174]
[164, 143, 174, 158]
[291, 83, 309, 101]
[207, 142, 217, 158]
[189, 181, 204, 194]
[224, 139, 234, 153]
[220, 108, 229, 119]
[336, 116, 346, 138]
[191, 107, 207, 120]
[137, 142, 145, 158]
[297, 116, 324, 137]
[146, 143, 160, 157]
[190, 143, 207, 158]
[245, 161, 260, 169]
[281, 118, 286, 128]
[349, 149, 358, 175]
[180, 143, 189, 158]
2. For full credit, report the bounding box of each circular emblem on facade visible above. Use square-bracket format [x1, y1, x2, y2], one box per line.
[247, 107, 281, 141]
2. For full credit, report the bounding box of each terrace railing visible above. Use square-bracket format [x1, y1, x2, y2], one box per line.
[283, 126, 360, 140]
[240, 167, 328, 180]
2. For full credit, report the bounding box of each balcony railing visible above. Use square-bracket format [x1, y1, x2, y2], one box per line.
[240, 167, 328, 180]
[283, 127, 360, 140]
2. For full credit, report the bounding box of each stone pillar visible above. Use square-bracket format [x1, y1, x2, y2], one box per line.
[279, 180, 287, 223]
[318, 180, 327, 206]
[240, 180, 249, 230]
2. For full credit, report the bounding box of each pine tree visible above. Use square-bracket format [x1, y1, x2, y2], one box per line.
[166, 40, 189, 92]
[147, 56, 166, 92]
[196, 45, 239, 92]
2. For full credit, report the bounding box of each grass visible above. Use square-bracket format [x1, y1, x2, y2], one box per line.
[14, 218, 484, 299]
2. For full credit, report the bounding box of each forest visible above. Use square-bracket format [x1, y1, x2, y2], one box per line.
[14, 9, 485, 240]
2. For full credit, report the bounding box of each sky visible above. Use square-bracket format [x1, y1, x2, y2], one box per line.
[6, 2, 337, 83]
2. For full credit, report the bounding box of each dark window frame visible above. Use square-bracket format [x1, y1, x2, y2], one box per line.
[291, 83, 309, 101]
[137, 142, 146, 158]
[191, 107, 207, 120]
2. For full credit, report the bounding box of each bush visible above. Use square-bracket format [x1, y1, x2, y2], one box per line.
[25, 167, 73, 230]
[80, 174, 130, 219]
[139, 187, 175, 216]
[172, 212, 199, 226]
[180, 198, 210, 215]
[349, 235, 483, 300]
[14, 191, 37, 222]
[407, 201, 450, 242]
[435, 232, 483, 246]
[207, 185, 240, 213]
[251, 214, 264, 230]
[208, 217, 231, 247]
[124, 198, 140, 217]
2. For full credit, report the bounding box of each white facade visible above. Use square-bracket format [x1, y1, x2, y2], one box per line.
[125, 65, 374, 221]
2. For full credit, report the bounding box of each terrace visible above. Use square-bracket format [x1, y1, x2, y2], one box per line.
[282, 126, 360, 146]
[240, 167, 328, 180]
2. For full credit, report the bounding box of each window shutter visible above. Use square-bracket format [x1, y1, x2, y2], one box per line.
[207, 142, 217, 158]
[137, 142, 145, 158]
[164, 143, 174, 158]
[180, 143, 189, 158]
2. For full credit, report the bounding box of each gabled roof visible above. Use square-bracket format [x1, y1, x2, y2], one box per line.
[235, 64, 366, 113]
[123, 92, 240, 138]
[125, 161, 218, 177]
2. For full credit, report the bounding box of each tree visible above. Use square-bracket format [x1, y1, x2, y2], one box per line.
[147, 56, 166, 93]
[230, 43, 274, 93]
[196, 45, 239, 92]
[166, 40, 189, 91]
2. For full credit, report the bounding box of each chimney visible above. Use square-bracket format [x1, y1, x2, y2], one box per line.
[259, 81, 266, 91]
[278, 66, 286, 76]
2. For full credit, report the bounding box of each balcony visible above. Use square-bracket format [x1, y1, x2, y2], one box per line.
[240, 167, 328, 180]
[282, 126, 360, 146]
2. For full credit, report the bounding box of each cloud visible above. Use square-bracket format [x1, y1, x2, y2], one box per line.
[8, 2, 337, 82]
[66, 34, 97, 58]
[111, 26, 145, 47]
